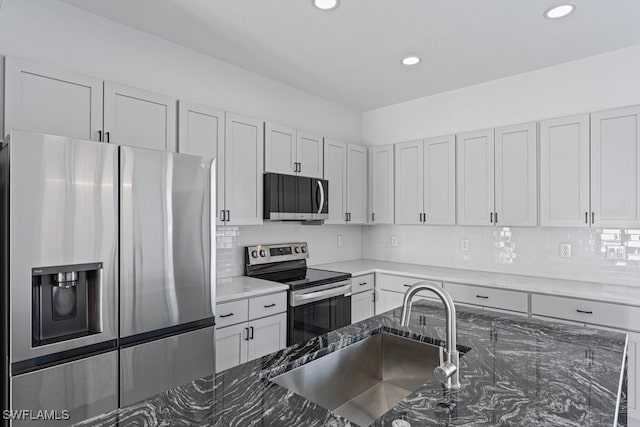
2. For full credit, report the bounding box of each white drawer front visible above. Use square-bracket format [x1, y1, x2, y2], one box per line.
[249, 292, 287, 320]
[376, 273, 441, 294]
[532, 294, 640, 332]
[351, 273, 375, 293]
[445, 282, 528, 313]
[216, 299, 249, 329]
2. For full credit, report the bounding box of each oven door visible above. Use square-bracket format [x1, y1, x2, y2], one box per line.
[288, 280, 351, 346]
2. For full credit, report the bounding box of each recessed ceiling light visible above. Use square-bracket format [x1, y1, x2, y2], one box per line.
[401, 56, 421, 66]
[544, 4, 575, 19]
[313, 0, 339, 11]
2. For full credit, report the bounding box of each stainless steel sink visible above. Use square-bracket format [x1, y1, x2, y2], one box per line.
[271, 333, 443, 426]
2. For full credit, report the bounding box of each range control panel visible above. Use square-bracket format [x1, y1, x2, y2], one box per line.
[246, 242, 308, 265]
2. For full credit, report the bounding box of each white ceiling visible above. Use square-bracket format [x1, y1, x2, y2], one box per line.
[61, 0, 640, 111]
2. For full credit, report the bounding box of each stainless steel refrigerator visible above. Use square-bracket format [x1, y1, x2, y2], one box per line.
[1, 131, 215, 425]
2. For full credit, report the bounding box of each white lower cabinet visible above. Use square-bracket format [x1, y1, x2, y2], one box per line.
[215, 292, 286, 373]
[376, 289, 405, 315]
[352, 290, 375, 323]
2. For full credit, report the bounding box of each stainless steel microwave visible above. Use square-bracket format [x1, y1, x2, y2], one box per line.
[263, 173, 329, 221]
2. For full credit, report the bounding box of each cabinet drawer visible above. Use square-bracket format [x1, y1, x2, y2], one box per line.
[351, 273, 375, 293]
[531, 294, 640, 332]
[376, 274, 440, 294]
[249, 292, 287, 320]
[216, 299, 249, 329]
[445, 282, 528, 313]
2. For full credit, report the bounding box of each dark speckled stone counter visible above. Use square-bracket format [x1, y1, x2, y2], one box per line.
[76, 302, 627, 426]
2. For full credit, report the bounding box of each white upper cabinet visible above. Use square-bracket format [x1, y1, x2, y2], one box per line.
[104, 82, 177, 151]
[3, 56, 103, 142]
[423, 135, 456, 225]
[456, 129, 495, 226]
[395, 140, 424, 225]
[297, 131, 324, 179]
[591, 105, 640, 228]
[264, 122, 297, 175]
[178, 101, 223, 159]
[369, 145, 395, 224]
[347, 144, 368, 224]
[222, 113, 264, 225]
[457, 125, 536, 227]
[177, 101, 224, 224]
[323, 140, 367, 224]
[539, 114, 590, 227]
[324, 139, 348, 224]
[494, 122, 537, 227]
[264, 124, 323, 178]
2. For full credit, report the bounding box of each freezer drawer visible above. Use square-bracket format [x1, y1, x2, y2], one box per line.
[120, 326, 215, 406]
[10, 351, 118, 426]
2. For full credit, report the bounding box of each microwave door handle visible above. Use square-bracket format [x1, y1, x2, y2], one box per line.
[317, 180, 325, 214]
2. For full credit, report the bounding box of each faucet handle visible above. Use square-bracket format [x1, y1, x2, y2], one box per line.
[433, 361, 457, 384]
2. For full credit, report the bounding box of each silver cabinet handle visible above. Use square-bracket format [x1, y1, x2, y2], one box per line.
[317, 181, 325, 214]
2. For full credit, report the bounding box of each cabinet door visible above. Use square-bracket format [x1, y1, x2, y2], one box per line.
[494, 122, 537, 226]
[104, 82, 177, 151]
[352, 290, 374, 323]
[347, 144, 368, 224]
[4, 57, 103, 141]
[369, 145, 395, 224]
[177, 102, 224, 223]
[296, 131, 323, 178]
[215, 323, 249, 373]
[224, 113, 264, 225]
[456, 129, 495, 226]
[539, 114, 590, 227]
[424, 135, 455, 225]
[247, 313, 287, 362]
[395, 140, 424, 225]
[376, 290, 404, 315]
[323, 139, 347, 224]
[265, 122, 296, 175]
[591, 106, 640, 228]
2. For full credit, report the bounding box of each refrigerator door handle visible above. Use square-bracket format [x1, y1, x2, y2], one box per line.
[210, 159, 217, 320]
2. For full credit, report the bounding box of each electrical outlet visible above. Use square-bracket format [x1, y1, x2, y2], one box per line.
[337, 234, 343, 247]
[391, 236, 399, 247]
[460, 238, 470, 252]
[560, 243, 572, 258]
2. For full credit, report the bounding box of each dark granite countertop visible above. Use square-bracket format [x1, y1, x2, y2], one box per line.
[76, 302, 627, 426]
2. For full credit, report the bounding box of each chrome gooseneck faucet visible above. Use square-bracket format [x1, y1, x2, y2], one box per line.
[400, 282, 461, 389]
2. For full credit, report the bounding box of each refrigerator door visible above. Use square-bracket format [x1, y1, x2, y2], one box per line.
[8, 131, 118, 363]
[119, 326, 215, 406]
[120, 146, 212, 338]
[11, 350, 118, 426]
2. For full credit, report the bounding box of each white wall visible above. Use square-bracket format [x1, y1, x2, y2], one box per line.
[361, 45, 640, 287]
[362, 45, 640, 145]
[218, 224, 363, 278]
[0, 0, 361, 143]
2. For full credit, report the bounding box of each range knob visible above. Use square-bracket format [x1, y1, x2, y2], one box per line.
[301, 246, 307, 253]
[294, 247, 300, 254]
[259, 249, 266, 257]
[251, 250, 258, 258]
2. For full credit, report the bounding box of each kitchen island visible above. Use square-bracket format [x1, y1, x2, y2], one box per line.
[76, 301, 627, 426]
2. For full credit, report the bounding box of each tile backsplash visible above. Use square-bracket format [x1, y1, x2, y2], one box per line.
[216, 222, 363, 278]
[363, 225, 640, 287]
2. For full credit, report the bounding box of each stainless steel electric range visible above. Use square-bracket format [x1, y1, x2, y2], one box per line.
[245, 242, 352, 346]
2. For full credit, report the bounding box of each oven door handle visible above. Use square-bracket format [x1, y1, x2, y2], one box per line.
[291, 284, 352, 307]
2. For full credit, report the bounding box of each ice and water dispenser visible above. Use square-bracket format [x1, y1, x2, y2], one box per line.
[32, 263, 103, 346]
